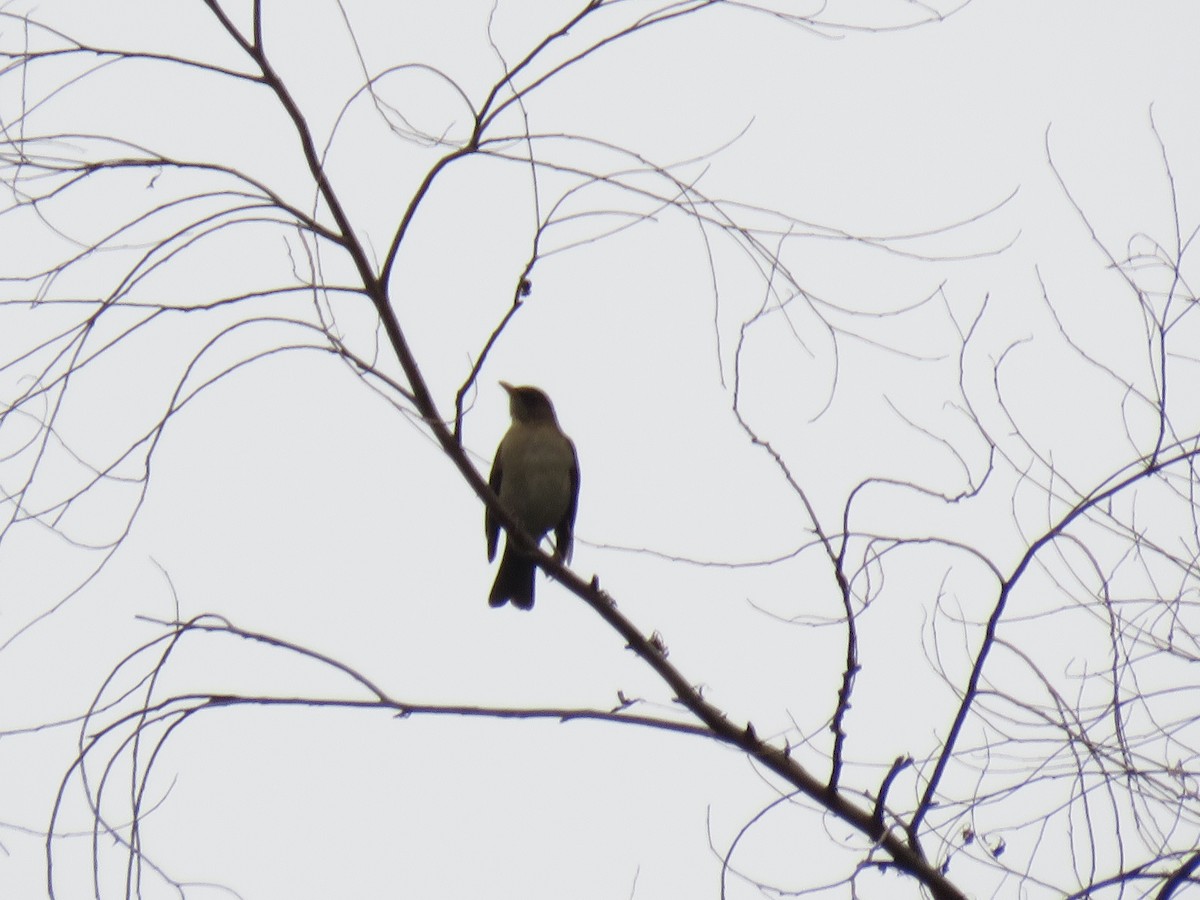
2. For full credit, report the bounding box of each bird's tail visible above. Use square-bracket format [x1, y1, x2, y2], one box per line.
[489, 544, 537, 610]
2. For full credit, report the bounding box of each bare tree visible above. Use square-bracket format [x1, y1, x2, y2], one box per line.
[2, 2, 1198, 898]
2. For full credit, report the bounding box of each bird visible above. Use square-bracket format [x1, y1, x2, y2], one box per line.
[486, 382, 579, 609]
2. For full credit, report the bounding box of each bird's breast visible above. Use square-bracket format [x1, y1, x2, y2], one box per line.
[498, 426, 574, 538]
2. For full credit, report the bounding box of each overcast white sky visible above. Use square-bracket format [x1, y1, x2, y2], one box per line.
[3, 1, 1200, 898]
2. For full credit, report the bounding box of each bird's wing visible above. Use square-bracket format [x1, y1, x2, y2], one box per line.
[555, 438, 580, 562]
[486, 437, 504, 561]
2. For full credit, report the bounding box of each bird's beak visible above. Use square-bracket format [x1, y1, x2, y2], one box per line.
[499, 381, 515, 394]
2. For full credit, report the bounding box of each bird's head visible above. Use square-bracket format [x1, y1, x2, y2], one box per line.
[500, 381, 559, 424]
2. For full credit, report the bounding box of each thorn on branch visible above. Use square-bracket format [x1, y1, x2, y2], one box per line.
[648, 630, 668, 657]
[672, 683, 706, 701]
[589, 576, 615, 606]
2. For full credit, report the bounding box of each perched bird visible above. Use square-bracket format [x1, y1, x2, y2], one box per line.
[486, 382, 579, 609]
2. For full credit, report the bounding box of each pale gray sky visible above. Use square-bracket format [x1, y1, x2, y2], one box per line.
[3, 1, 1200, 898]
